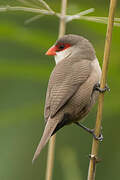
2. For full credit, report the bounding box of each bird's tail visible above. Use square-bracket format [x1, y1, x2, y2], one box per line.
[32, 117, 59, 163]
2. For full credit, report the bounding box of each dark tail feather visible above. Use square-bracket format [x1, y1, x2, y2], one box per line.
[52, 120, 66, 136]
[52, 114, 70, 136]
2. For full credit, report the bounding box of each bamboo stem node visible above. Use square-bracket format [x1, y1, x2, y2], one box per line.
[89, 154, 102, 163]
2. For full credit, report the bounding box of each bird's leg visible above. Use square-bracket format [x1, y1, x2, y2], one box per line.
[74, 122, 103, 142]
[93, 82, 110, 93]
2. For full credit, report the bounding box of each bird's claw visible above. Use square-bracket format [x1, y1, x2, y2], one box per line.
[94, 83, 110, 93]
[86, 128, 103, 142]
[92, 131, 103, 142]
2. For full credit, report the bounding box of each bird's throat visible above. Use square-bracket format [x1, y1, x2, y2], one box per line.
[54, 48, 71, 64]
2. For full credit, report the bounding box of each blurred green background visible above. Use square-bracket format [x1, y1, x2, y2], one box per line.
[0, 0, 120, 179]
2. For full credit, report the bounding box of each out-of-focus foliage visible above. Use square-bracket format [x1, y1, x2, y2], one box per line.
[0, 0, 120, 180]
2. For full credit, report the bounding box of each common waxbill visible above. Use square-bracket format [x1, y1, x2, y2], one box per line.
[32, 34, 102, 162]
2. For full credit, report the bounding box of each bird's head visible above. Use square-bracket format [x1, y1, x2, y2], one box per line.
[46, 34, 95, 64]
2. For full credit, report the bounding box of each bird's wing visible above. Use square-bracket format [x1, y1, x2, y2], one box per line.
[44, 59, 91, 121]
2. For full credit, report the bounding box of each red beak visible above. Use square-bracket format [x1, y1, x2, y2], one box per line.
[45, 45, 56, 56]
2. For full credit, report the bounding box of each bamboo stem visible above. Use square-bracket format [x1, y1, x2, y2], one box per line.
[87, 0, 117, 180]
[45, 1, 67, 180]
[58, 0, 67, 38]
[45, 135, 56, 180]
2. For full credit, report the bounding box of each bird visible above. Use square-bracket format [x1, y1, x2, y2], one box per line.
[32, 34, 102, 162]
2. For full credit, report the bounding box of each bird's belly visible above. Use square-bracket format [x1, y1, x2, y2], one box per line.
[63, 76, 99, 122]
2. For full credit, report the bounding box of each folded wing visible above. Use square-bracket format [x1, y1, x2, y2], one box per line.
[44, 59, 91, 122]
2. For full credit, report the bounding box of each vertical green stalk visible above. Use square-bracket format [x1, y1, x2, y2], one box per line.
[45, 1, 67, 180]
[87, 0, 117, 179]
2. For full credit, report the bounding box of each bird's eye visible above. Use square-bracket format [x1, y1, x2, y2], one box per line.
[59, 44, 65, 50]
[56, 43, 71, 52]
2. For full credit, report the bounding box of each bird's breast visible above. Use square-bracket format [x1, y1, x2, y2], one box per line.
[91, 58, 102, 82]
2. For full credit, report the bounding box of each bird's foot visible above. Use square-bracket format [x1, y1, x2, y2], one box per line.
[93, 83, 110, 93]
[74, 122, 103, 142]
[92, 131, 103, 142]
[84, 128, 103, 142]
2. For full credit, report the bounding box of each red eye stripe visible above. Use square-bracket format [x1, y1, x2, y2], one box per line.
[55, 43, 71, 52]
